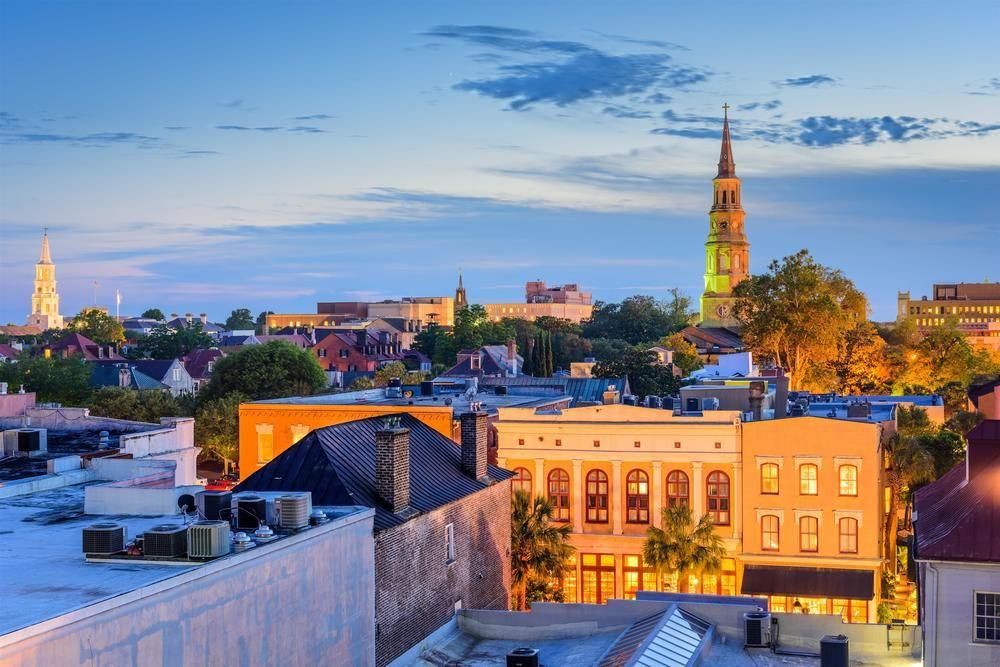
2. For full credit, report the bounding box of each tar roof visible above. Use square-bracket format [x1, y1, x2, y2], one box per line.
[234, 413, 512, 531]
[0, 429, 128, 482]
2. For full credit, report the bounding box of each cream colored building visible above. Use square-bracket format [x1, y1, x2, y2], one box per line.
[26, 231, 64, 330]
[483, 301, 593, 323]
[368, 296, 455, 328]
[898, 283, 1000, 352]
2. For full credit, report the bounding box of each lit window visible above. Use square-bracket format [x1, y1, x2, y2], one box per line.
[706, 471, 730, 525]
[445, 523, 455, 563]
[800, 464, 818, 495]
[760, 463, 779, 494]
[586, 470, 609, 523]
[839, 465, 858, 496]
[580, 553, 615, 604]
[839, 517, 858, 554]
[626, 470, 649, 524]
[975, 592, 1000, 643]
[761, 515, 780, 551]
[799, 516, 819, 552]
[667, 470, 689, 507]
[290, 424, 310, 444]
[623, 555, 656, 599]
[512, 467, 532, 495]
[548, 469, 570, 522]
[256, 424, 274, 463]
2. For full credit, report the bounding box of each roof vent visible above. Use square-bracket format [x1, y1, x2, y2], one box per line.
[187, 520, 231, 558]
[232, 531, 255, 552]
[143, 524, 187, 558]
[83, 522, 126, 556]
[277, 493, 311, 530]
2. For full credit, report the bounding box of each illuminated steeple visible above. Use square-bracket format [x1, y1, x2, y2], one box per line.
[39, 228, 53, 264]
[455, 269, 468, 310]
[27, 229, 64, 330]
[717, 103, 736, 178]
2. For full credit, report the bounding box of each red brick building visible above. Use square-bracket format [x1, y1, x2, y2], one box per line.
[311, 330, 403, 373]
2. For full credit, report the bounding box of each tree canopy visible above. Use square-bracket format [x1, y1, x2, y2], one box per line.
[224, 308, 256, 331]
[510, 489, 574, 610]
[135, 322, 214, 360]
[194, 393, 243, 474]
[413, 305, 515, 367]
[583, 291, 694, 345]
[141, 308, 165, 321]
[68, 307, 125, 345]
[656, 332, 705, 376]
[0, 355, 94, 405]
[200, 341, 326, 401]
[87, 387, 185, 423]
[592, 347, 681, 398]
[643, 504, 726, 594]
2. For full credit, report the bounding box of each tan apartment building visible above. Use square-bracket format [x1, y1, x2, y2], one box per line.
[898, 282, 1000, 352]
[482, 281, 594, 324]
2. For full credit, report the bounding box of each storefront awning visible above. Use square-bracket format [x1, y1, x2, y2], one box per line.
[740, 565, 874, 600]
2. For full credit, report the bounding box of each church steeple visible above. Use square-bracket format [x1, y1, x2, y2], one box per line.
[717, 103, 736, 178]
[27, 229, 64, 330]
[455, 269, 468, 310]
[39, 228, 52, 264]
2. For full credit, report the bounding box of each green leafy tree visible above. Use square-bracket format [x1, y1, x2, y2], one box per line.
[592, 347, 681, 398]
[195, 393, 243, 474]
[413, 324, 449, 363]
[200, 341, 326, 401]
[87, 387, 185, 423]
[657, 332, 704, 376]
[732, 249, 867, 391]
[141, 308, 165, 321]
[68, 307, 126, 345]
[828, 321, 892, 394]
[883, 427, 936, 567]
[372, 361, 425, 386]
[510, 489, 574, 611]
[643, 504, 727, 594]
[583, 292, 694, 345]
[224, 308, 256, 331]
[589, 337, 631, 362]
[137, 322, 214, 360]
[943, 409, 984, 437]
[349, 376, 376, 391]
[0, 355, 94, 405]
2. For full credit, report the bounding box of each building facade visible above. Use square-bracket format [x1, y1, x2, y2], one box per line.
[700, 106, 749, 329]
[483, 281, 594, 323]
[898, 283, 1000, 352]
[26, 231, 64, 330]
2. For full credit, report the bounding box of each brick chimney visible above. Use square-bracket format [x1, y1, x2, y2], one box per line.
[602, 385, 620, 405]
[506, 339, 518, 377]
[375, 422, 411, 513]
[460, 411, 489, 482]
[199, 313, 208, 325]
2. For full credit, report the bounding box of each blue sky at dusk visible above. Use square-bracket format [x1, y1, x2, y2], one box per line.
[2, 1, 999, 324]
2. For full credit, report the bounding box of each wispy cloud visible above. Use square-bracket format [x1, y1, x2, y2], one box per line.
[584, 30, 689, 51]
[219, 99, 257, 110]
[0, 131, 161, 148]
[286, 125, 326, 133]
[215, 124, 282, 132]
[601, 105, 654, 119]
[290, 114, 335, 121]
[776, 74, 836, 88]
[738, 99, 782, 111]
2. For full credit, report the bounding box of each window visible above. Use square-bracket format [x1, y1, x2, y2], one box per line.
[512, 467, 532, 495]
[761, 515, 780, 551]
[256, 425, 274, 464]
[580, 554, 615, 604]
[518, 438, 525, 446]
[172, 368, 181, 382]
[318, 348, 327, 358]
[975, 591, 1000, 643]
[623, 555, 656, 599]
[839, 465, 858, 496]
[667, 470, 689, 507]
[760, 463, 779, 495]
[799, 516, 819, 552]
[832, 598, 868, 624]
[290, 424, 310, 444]
[339, 348, 349, 358]
[626, 470, 649, 523]
[706, 471, 730, 525]
[445, 523, 455, 563]
[586, 470, 609, 523]
[800, 464, 818, 495]
[206, 361, 214, 374]
[553, 554, 577, 603]
[555, 439, 562, 447]
[839, 518, 858, 554]
[548, 469, 571, 522]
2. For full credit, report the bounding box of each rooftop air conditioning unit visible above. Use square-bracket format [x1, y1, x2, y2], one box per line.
[197, 490, 232, 522]
[143, 524, 188, 558]
[277, 493, 311, 530]
[234, 495, 268, 531]
[16, 428, 47, 455]
[187, 520, 231, 558]
[743, 611, 772, 648]
[83, 522, 127, 555]
[1, 430, 20, 457]
[506, 647, 539, 667]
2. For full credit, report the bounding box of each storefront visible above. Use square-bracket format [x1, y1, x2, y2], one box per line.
[740, 564, 876, 623]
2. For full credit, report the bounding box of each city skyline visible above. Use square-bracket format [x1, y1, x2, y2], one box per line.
[3, 2, 1000, 324]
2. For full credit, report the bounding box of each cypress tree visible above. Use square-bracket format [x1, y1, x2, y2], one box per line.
[545, 330, 555, 376]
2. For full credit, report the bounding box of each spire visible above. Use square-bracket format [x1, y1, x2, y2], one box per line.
[717, 103, 736, 178]
[458, 269, 464, 290]
[39, 228, 52, 264]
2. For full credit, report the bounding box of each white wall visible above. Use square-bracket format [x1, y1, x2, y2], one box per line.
[921, 560, 1000, 667]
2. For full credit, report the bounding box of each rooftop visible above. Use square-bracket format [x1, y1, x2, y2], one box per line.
[0, 428, 137, 482]
[0, 483, 369, 636]
[246, 387, 569, 414]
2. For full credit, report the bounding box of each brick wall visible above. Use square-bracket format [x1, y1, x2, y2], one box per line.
[373, 479, 511, 666]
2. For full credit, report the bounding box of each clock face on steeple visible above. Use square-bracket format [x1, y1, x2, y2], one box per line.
[716, 304, 730, 318]
[719, 221, 729, 231]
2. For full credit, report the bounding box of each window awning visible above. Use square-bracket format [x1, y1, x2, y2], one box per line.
[740, 565, 874, 600]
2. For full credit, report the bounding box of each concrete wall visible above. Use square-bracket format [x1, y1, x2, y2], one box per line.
[0, 508, 376, 667]
[373, 479, 511, 666]
[0, 392, 35, 417]
[920, 560, 1000, 667]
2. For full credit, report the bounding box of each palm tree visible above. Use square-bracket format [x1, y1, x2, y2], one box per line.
[510, 488, 574, 611]
[882, 431, 936, 568]
[643, 504, 726, 594]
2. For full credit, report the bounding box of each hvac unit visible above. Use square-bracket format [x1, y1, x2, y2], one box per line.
[743, 612, 772, 648]
[820, 634, 849, 667]
[685, 397, 701, 412]
[277, 493, 311, 530]
[143, 524, 188, 558]
[494, 385, 508, 396]
[1, 430, 19, 456]
[16, 429, 47, 454]
[82, 522, 127, 555]
[505, 647, 539, 667]
[234, 495, 268, 531]
[385, 377, 402, 398]
[643, 395, 661, 409]
[196, 490, 232, 522]
[622, 395, 637, 406]
[187, 520, 231, 558]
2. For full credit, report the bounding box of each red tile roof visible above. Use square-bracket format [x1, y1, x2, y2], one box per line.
[0, 344, 19, 359]
[914, 420, 1000, 563]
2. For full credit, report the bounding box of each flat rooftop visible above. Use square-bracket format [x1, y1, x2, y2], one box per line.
[0, 483, 364, 636]
[0, 428, 136, 482]
[248, 388, 570, 413]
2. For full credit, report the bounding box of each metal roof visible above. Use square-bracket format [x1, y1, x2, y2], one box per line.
[597, 604, 713, 667]
[234, 413, 512, 531]
[740, 565, 874, 600]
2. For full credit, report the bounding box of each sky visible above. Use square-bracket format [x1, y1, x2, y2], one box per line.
[2, 1, 999, 324]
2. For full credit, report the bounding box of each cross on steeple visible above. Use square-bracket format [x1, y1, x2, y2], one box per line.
[722, 102, 730, 119]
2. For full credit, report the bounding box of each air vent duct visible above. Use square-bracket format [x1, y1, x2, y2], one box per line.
[277, 493, 311, 530]
[83, 522, 126, 555]
[187, 520, 231, 558]
[143, 524, 187, 558]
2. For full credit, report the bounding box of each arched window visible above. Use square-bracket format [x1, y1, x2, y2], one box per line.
[800, 464, 818, 495]
[586, 470, 609, 523]
[548, 469, 570, 522]
[511, 467, 532, 496]
[760, 463, 779, 495]
[666, 470, 689, 507]
[839, 465, 858, 496]
[799, 516, 819, 552]
[839, 518, 858, 554]
[761, 515, 780, 551]
[730, 189, 736, 204]
[722, 190, 727, 204]
[626, 470, 649, 523]
[706, 471, 730, 525]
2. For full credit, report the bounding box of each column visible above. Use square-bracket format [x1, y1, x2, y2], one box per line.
[731, 461, 743, 540]
[572, 459, 584, 533]
[691, 461, 704, 519]
[534, 458, 545, 499]
[652, 461, 664, 529]
[612, 460, 623, 535]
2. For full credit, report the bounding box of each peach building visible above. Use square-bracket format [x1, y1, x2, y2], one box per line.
[495, 405, 886, 622]
[483, 282, 594, 323]
[898, 283, 1000, 352]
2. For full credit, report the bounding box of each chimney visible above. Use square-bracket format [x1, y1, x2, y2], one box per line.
[749, 381, 766, 421]
[199, 313, 208, 325]
[375, 422, 411, 513]
[356, 329, 367, 350]
[460, 411, 489, 482]
[185, 312, 193, 323]
[506, 339, 517, 377]
[170, 312, 179, 320]
[602, 386, 620, 405]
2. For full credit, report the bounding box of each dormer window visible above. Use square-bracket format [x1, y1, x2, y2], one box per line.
[471, 353, 481, 371]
